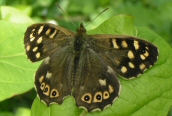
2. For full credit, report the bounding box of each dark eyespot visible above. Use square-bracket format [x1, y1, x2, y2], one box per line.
[96, 94, 101, 100]
[105, 93, 108, 96]
[84, 95, 90, 101]
[41, 84, 44, 87]
[141, 48, 146, 54]
[44, 87, 48, 92]
[52, 91, 57, 96]
[33, 32, 36, 36]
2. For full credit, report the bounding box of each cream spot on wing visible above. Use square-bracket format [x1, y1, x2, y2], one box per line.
[32, 46, 38, 52]
[38, 26, 44, 35]
[121, 66, 127, 73]
[112, 39, 119, 49]
[36, 52, 40, 58]
[107, 66, 114, 74]
[121, 40, 128, 48]
[46, 29, 51, 35]
[30, 33, 34, 38]
[144, 50, 149, 57]
[46, 71, 52, 78]
[80, 86, 85, 90]
[31, 29, 35, 32]
[134, 40, 139, 50]
[50, 30, 57, 39]
[44, 57, 50, 64]
[30, 37, 35, 42]
[129, 62, 135, 68]
[108, 85, 114, 93]
[140, 54, 146, 60]
[99, 79, 106, 86]
[26, 45, 30, 51]
[128, 50, 134, 59]
[140, 63, 146, 70]
[37, 37, 43, 44]
[39, 76, 44, 83]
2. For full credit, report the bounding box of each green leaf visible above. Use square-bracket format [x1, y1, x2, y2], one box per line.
[31, 97, 82, 116]
[88, 15, 136, 36]
[0, 6, 38, 102]
[0, 6, 33, 24]
[15, 107, 30, 116]
[0, 112, 13, 116]
[0, 20, 39, 101]
[31, 15, 172, 116]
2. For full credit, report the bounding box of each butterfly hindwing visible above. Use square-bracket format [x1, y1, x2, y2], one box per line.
[72, 47, 120, 112]
[35, 44, 74, 105]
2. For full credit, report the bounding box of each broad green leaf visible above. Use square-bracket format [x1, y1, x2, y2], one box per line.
[89, 15, 136, 36]
[0, 112, 13, 116]
[15, 107, 30, 116]
[0, 20, 39, 101]
[0, 6, 37, 102]
[31, 15, 172, 116]
[0, 6, 33, 24]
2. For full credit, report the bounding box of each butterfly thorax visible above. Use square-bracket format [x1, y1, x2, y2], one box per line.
[74, 23, 87, 51]
[73, 23, 88, 84]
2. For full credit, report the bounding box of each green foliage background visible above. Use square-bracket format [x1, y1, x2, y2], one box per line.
[0, 0, 172, 116]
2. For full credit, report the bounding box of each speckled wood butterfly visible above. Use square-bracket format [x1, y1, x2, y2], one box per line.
[24, 22, 158, 112]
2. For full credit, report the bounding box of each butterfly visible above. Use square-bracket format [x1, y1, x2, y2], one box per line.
[24, 22, 158, 112]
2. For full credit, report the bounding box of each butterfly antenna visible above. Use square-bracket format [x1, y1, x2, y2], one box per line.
[56, 3, 77, 27]
[85, 8, 109, 27]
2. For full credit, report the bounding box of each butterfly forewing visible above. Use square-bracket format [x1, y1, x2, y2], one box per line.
[90, 35, 158, 78]
[24, 23, 74, 62]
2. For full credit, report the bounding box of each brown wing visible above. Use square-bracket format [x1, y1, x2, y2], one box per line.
[72, 47, 120, 112]
[24, 23, 75, 105]
[34, 44, 74, 105]
[88, 34, 158, 79]
[24, 23, 74, 62]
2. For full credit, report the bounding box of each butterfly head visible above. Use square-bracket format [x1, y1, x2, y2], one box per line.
[76, 23, 86, 35]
